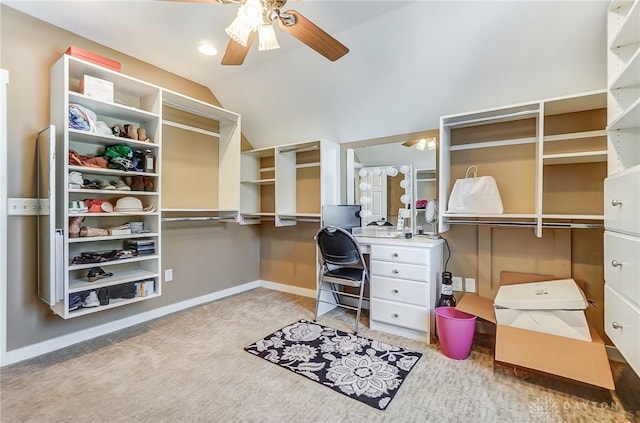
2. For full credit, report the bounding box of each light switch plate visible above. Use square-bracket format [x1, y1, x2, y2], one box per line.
[452, 276, 463, 292]
[465, 278, 477, 293]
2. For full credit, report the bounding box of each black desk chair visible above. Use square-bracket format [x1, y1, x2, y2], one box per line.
[314, 226, 369, 333]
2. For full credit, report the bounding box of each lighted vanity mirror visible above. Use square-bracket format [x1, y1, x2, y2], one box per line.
[346, 138, 437, 235]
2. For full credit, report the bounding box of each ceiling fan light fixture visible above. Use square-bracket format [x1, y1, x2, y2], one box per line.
[258, 24, 280, 51]
[225, 0, 264, 46]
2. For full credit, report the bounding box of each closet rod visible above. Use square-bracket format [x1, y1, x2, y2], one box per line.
[277, 145, 319, 154]
[443, 109, 539, 128]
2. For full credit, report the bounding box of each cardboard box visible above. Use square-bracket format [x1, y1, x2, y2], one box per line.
[456, 271, 615, 390]
[65, 46, 121, 72]
[80, 75, 114, 102]
[493, 278, 591, 341]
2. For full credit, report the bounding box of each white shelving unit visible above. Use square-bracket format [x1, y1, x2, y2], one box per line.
[39, 54, 163, 318]
[438, 91, 607, 237]
[604, 0, 640, 377]
[239, 139, 339, 226]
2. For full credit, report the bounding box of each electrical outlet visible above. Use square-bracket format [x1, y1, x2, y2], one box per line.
[465, 277, 476, 293]
[452, 276, 463, 292]
[165, 269, 173, 282]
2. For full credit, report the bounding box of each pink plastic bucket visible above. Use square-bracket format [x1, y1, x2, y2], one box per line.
[435, 306, 477, 360]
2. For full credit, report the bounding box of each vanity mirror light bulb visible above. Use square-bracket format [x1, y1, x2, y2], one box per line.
[400, 179, 410, 189]
[358, 168, 368, 178]
[386, 167, 398, 177]
[400, 194, 410, 204]
[399, 165, 410, 175]
[373, 167, 382, 176]
[359, 210, 372, 218]
[359, 182, 371, 191]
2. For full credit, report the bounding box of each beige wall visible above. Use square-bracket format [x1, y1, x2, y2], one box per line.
[1, 6, 260, 350]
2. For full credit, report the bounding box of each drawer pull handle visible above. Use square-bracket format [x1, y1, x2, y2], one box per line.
[392, 253, 399, 258]
[392, 269, 399, 274]
[393, 313, 399, 318]
[392, 289, 399, 294]
[611, 260, 622, 268]
[611, 199, 623, 207]
[612, 321, 623, 330]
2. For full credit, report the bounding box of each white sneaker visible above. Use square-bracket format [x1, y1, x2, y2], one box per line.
[83, 291, 100, 308]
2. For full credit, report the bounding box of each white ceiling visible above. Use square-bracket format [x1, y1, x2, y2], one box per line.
[3, 0, 608, 149]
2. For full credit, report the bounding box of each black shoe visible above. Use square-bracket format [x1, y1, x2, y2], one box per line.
[87, 267, 113, 282]
[97, 288, 110, 305]
[121, 283, 137, 299]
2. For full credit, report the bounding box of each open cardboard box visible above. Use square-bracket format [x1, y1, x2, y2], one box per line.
[456, 271, 615, 390]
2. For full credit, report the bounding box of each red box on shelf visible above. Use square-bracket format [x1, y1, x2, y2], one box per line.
[64, 46, 121, 72]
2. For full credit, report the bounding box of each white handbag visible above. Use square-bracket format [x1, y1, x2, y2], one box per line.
[447, 165, 504, 214]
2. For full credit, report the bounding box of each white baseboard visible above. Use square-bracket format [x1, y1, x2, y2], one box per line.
[2, 280, 260, 367]
[258, 280, 316, 298]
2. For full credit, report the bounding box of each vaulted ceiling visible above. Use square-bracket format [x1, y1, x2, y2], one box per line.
[3, 1, 608, 149]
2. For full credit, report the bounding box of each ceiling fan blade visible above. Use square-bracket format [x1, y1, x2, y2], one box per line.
[221, 32, 256, 65]
[278, 10, 349, 62]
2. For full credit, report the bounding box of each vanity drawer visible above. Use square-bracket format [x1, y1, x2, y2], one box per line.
[370, 276, 428, 307]
[605, 169, 640, 236]
[371, 260, 428, 282]
[605, 231, 640, 307]
[370, 298, 428, 332]
[605, 285, 640, 376]
[370, 245, 429, 265]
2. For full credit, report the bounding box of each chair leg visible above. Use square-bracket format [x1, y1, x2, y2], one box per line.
[313, 268, 324, 322]
[354, 276, 366, 334]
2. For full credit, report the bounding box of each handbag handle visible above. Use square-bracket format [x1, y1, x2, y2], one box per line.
[465, 165, 478, 178]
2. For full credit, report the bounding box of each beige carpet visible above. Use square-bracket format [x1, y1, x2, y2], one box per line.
[1, 288, 639, 422]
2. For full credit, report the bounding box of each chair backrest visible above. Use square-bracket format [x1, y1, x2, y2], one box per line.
[315, 226, 364, 267]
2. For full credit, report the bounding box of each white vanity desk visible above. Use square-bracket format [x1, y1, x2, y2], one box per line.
[355, 235, 444, 344]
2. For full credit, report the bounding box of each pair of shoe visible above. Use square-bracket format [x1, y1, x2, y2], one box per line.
[69, 216, 85, 238]
[69, 294, 83, 311]
[130, 176, 153, 192]
[69, 200, 88, 213]
[87, 266, 113, 282]
[83, 291, 100, 308]
[97, 288, 110, 305]
[69, 171, 84, 189]
[109, 283, 137, 300]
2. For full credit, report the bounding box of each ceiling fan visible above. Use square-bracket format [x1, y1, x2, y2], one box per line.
[173, 0, 349, 65]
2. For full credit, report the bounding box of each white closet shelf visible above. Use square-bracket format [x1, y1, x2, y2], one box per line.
[609, 47, 640, 90]
[609, 0, 640, 49]
[277, 141, 319, 153]
[608, 98, 640, 130]
[543, 130, 607, 143]
[69, 92, 159, 121]
[241, 212, 275, 217]
[259, 167, 275, 173]
[68, 128, 160, 149]
[162, 120, 220, 138]
[69, 232, 159, 243]
[542, 151, 608, 165]
[62, 293, 161, 318]
[68, 165, 159, 178]
[449, 136, 537, 151]
[68, 255, 160, 271]
[443, 108, 539, 128]
[69, 269, 159, 293]
[162, 88, 240, 123]
[161, 208, 237, 212]
[542, 214, 604, 220]
[296, 162, 321, 169]
[69, 189, 158, 196]
[242, 147, 275, 158]
[241, 178, 275, 185]
[67, 212, 159, 218]
[443, 213, 538, 219]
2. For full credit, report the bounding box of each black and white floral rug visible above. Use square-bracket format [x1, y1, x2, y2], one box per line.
[244, 319, 423, 411]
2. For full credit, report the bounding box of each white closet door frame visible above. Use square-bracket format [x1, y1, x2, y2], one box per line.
[1, 69, 9, 364]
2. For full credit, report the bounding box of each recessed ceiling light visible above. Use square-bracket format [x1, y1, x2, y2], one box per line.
[198, 43, 217, 56]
